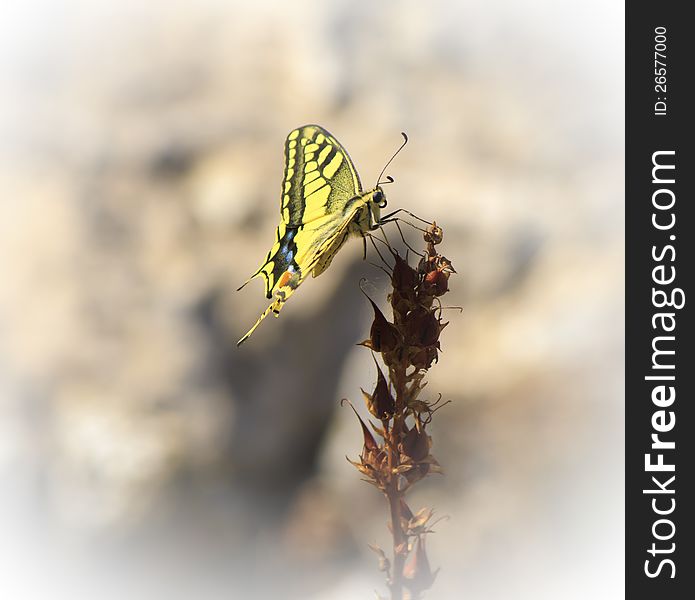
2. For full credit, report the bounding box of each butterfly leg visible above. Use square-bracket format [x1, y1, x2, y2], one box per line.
[364, 232, 393, 272]
[380, 208, 432, 226]
[388, 219, 425, 258]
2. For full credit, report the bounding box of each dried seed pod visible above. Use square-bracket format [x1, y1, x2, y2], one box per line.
[404, 307, 440, 347]
[403, 536, 439, 596]
[390, 288, 413, 321]
[360, 420, 379, 454]
[365, 296, 401, 353]
[404, 462, 431, 486]
[401, 425, 431, 462]
[423, 268, 450, 296]
[409, 345, 439, 370]
[423, 223, 443, 246]
[361, 356, 395, 420]
[392, 253, 419, 297]
[368, 543, 391, 574]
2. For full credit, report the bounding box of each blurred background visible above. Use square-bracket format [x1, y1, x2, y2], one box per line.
[1, 1, 624, 598]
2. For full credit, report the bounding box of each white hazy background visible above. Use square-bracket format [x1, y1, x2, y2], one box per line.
[2, 1, 623, 599]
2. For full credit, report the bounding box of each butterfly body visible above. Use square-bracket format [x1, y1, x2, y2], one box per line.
[237, 125, 388, 345]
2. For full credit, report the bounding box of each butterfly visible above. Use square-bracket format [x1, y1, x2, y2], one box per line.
[237, 124, 407, 345]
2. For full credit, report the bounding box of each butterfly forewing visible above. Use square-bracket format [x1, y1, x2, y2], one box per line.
[282, 124, 362, 225]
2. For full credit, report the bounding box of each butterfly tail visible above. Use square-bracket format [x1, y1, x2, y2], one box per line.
[237, 270, 303, 346]
[237, 301, 276, 346]
[236, 282, 296, 346]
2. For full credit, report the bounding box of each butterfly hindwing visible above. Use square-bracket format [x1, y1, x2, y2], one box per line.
[255, 224, 301, 299]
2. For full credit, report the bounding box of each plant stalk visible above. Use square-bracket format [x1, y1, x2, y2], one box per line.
[388, 359, 408, 600]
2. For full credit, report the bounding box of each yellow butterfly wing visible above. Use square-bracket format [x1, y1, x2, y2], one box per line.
[237, 125, 368, 345]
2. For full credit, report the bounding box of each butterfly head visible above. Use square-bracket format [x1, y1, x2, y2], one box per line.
[364, 186, 387, 229]
[373, 186, 387, 209]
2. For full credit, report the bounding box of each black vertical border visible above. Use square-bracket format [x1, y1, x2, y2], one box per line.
[626, 2, 694, 598]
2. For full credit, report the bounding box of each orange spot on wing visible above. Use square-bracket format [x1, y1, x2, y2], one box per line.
[277, 271, 292, 288]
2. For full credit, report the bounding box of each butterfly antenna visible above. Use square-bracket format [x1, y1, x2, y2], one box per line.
[376, 132, 408, 186]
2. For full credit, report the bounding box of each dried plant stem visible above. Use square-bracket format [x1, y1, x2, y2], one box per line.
[388, 364, 408, 599]
[387, 485, 405, 599]
[348, 222, 454, 600]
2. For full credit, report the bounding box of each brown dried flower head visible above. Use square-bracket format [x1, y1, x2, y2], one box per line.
[345, 221, 456, 600]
